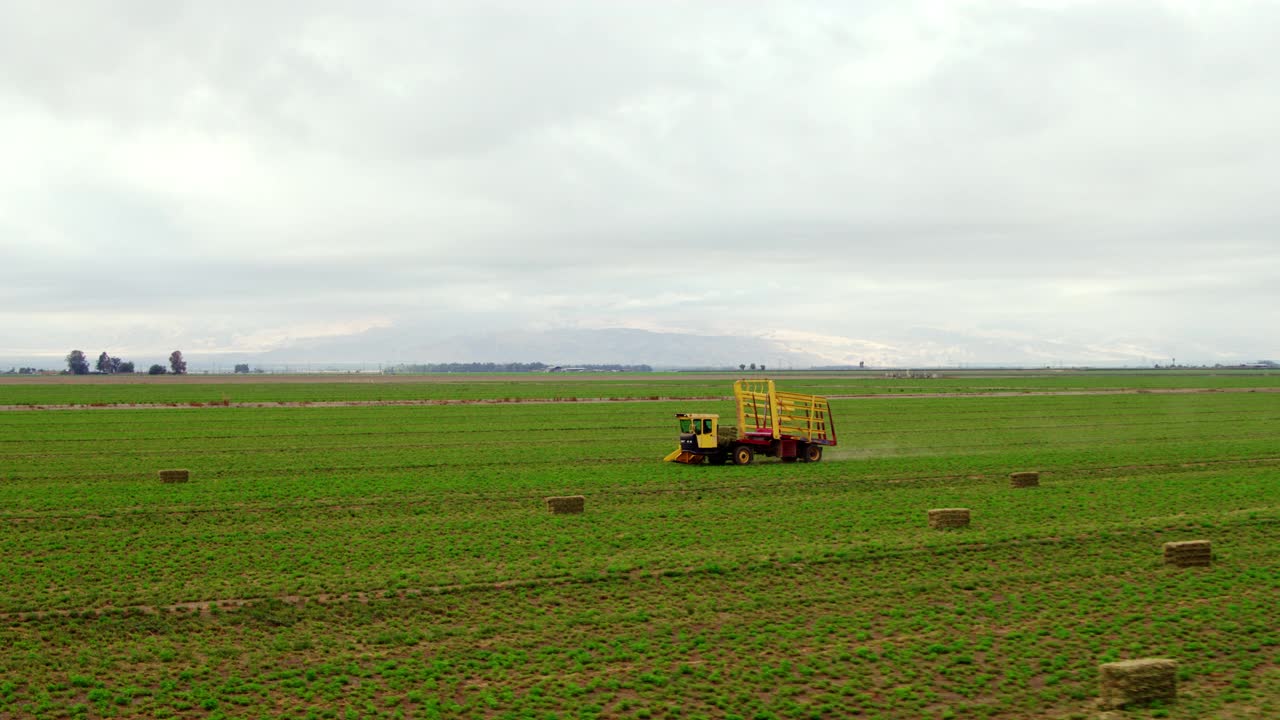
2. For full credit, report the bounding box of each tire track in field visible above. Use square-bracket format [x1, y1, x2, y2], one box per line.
[1, 386, 1278, 412]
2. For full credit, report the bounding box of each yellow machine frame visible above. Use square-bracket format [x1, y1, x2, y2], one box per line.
[733, 379, 834, 443]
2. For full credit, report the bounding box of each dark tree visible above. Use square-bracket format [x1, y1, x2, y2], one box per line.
[66, 350, 89, 375]
[739, 364, 746, 371]
[749, 363, 756, 371]
[96, 352, 112, 373]
[233, 363, 250, 374]
[117, 361, 135, 374]
[169, 350, 187, 375]
[148, 364, 166, 375]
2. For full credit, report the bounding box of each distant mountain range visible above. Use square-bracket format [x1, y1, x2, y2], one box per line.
[236, 325, 1209, 370]
[248, 327, 828, 369]
[5, 326, 1260, 372]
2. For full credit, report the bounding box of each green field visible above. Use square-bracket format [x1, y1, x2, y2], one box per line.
[3, 369, 1279, 406]
[0, 373, 1277, 718]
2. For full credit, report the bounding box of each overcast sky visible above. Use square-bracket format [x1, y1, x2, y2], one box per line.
[2, 1, 1278, 366]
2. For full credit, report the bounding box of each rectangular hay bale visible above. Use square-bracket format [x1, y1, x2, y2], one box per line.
[1163, 540, 1211, 567]
[716, 425, 739, 445]
[158, 469, 190, 483]
[927, 508, 970, 529]
[1009, 471, 1040, 488]
[545, 495, 585, 514]
[1099, 658, 1177, 709]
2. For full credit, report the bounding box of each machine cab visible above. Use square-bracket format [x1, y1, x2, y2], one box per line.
[676, 413, 720, 452]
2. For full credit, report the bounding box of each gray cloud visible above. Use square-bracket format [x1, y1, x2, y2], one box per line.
[2, 1, 1278, 365]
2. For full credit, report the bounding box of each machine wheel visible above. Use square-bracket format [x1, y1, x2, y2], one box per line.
[801, 444, 823, 463]
[732, 444, 755, 466]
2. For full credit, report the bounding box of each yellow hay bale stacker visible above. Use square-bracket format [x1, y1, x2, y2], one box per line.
[664, 379, 837, 466]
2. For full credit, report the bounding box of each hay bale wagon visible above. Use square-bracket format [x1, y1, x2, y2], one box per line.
[664, 379, 837, 466]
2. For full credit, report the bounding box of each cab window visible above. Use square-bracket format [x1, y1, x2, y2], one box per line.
[702, 419, 713, 434]
[679, 418, 692, 433]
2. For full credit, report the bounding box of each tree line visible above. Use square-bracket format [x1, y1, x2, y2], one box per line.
[65, 350, 187, 375]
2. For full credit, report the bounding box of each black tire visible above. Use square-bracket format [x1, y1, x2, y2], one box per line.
[732, 444, 754, 466]
[801, 444, 823, 463]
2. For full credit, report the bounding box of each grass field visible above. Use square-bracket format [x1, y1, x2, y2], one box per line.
[3, 369, 1279, 406]
[0, 372, 1277, 718]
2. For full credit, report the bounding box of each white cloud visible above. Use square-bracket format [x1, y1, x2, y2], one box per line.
[2, 1, 1278, 365]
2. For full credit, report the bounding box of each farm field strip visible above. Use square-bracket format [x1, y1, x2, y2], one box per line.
[2, 461, 1275, 612]
[3, 388, 1275, 431]
[7, 420, 1280, 469]
[4, 384, 1280, 414]
[7, 446, 1280, 512]
[1, 527, 1275, 719]
[6, 429, 1280, 491]
[2, 370, 1278, 406]
[6, 423, 1280, 495]
[2, 391, 1274, 450]
[3, 393, 1276, 458]
[5, 402, 1278, 447]
[6, 439, 1280, 502]
[3, 512, 1275, 620]
[5, 460, 1280, 545]
[4, 395, 1280, 442]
